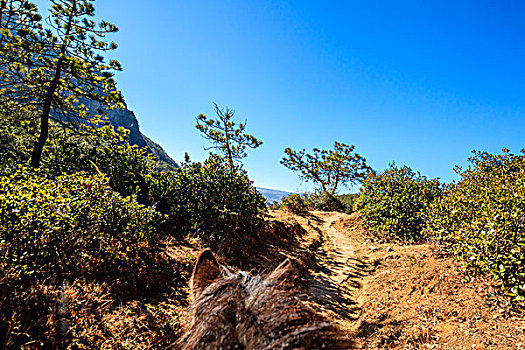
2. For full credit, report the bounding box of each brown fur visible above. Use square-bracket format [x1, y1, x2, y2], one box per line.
[190, 248, 222, 302]
[177, 249, 352, 349]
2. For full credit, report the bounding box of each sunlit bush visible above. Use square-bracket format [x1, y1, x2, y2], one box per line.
[0, 166, 162, 283]
[356, 163, 442, 241]
[0, 166, 195, 348]
[150, 155, 267, 253]
[279, 191, 352, 214]
[42, 122, 155, 205]
[0, 114, 34, 174]
[0, 115, 156, 204]
[425, 149, 525, 301]
[280, 193, 309, 214]
[307, 191, 346, 212]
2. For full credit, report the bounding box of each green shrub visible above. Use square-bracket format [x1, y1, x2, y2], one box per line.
[0, 167, 189, 348]
[307, 191, 346, 212]
[1, 114, 267, 257]
[0, 115, 34, 174]
[282, 191, 356, 213]
[149, 155, 267, 254]
[425, 149, 525, 301]
[41, 123, 155, 205]
[280, 193, 308, 214]
[336, 193, 359, 214]
[0, 166, 162, 283]
[0, 115, 155, 204]
[355, 163, 442, 241]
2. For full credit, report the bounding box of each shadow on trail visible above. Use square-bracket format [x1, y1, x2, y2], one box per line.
[294, 211, 325, 224]
[308, 255, 374, 320]
[306, 216, 377, 322]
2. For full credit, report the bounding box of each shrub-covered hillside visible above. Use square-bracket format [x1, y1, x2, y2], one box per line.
[0, 1, 266, 346]
[426, 150, 525, 301]
[0, 110, 267, 347]
[354, 154, 525, 302]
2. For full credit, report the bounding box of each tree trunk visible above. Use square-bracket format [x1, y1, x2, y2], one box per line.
[30, 1, 75, 167]
[224, 124, 234, 172]
[30, 108, 49, 168]
[30, 62, 61, 168]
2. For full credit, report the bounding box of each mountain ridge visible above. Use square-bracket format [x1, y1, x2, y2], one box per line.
[257, 187, 291, 203]
[83, 98, 178, 169]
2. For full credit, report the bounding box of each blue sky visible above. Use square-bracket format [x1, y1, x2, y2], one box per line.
[35, 0, 524, 193]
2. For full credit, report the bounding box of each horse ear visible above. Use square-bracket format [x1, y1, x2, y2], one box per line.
[190, 249, 222, 301]
[265, 258, 295, 284]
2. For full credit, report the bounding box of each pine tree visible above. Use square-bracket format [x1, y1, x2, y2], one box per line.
[196, 103, 262, 172]
[0, 0, 123, 167]
[0, 0, 46, 113]
[281, 141, 372, 195]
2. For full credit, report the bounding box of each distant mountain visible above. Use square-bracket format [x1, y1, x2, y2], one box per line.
[141, 133, 179, 171]
[257, 187, 291, 203]
[82, 98, 178, 169]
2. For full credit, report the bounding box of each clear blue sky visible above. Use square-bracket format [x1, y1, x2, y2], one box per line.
[35, 0, 524, 193]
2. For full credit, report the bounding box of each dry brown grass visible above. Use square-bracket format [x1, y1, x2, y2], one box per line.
[7, 209, 521, 349]
[353, 243, 525, 349]
[330, 213, 525, 349]
[1, 238, 196, 349]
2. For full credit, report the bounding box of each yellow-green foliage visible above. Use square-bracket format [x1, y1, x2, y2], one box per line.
[356, 163, 442, 241]
[336, 193, 359, 214]
[0, 115, 156, 204]
[281, 191, 354, 213]
[0, 106, 269, 347]
[0, 166, 162, 282]
[0, 115, 34, 173]
[307, 191, 346, 212]
[0, 114, 267, 258]
[280, 193, 308, 214]
[425, 149, 525, 301]
[149, 155, 267, 254]
[0, 166, 175, 347]
[42, 122, 156, 205]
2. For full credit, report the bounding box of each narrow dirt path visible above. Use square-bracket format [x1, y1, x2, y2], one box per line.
[291, 211, 525, 349]
[302, 211, 375, 330]
[269, 210, 524, 348]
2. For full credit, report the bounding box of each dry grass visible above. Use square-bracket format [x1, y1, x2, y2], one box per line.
[1, 238, 196, 349]
[6, 210, 522, 349]
[330, 213, 525, 349]
[353, 243, 525, 349]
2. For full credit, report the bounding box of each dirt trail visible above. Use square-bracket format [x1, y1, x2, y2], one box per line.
[273, 211, 374, 331]
[305, 212, 371, 324]
[271, 210, 525, 349]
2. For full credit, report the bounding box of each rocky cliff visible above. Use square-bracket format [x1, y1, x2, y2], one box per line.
[82, 98, 178, 169]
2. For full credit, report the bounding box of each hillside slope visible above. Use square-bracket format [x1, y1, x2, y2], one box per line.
[82, 98, 178, 169]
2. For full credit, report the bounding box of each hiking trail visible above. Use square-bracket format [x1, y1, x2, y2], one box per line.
[269, 210, 525, 349]
[278, 211, 375, 331]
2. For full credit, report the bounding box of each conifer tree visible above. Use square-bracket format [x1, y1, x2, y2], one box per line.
[0, 0, 123, 167]
[196, 103, 262, 172]
[0, 0, 46, 113]
[281, 141, 372, 195]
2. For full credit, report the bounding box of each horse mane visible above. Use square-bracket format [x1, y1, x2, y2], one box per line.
[177, 249, 353, 349]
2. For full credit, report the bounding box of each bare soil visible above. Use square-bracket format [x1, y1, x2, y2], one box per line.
[267, 210, 525, 350]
